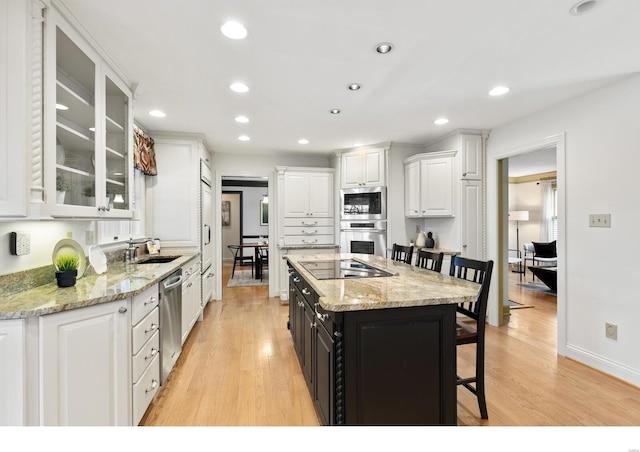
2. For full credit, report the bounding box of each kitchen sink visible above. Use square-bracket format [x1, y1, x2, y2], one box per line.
[136, 255, 181, 264]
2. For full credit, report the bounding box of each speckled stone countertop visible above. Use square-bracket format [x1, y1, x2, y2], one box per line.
[287, 253, 480, 313]
[0, 253, 199, 320]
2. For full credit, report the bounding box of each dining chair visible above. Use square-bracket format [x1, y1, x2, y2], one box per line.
[415, 249, 444, 272]
[449, 255, 494, 419]
[391, 243, 414, 264]
[227, 245, 254, 278]
[256, 246, 268, 281]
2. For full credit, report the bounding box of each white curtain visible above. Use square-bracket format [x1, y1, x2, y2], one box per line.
[539, 181, 554, 242]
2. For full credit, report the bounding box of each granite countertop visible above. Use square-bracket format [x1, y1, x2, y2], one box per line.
[0, 253, 200, 320]
[286, 253, 480, 313]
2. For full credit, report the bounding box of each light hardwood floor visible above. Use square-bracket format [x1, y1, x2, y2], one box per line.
[140, 262, 640, 427]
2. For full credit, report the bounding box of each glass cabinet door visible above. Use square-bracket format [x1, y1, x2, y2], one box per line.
[55, 26, 97, 208]
[104, 74, 129, 211]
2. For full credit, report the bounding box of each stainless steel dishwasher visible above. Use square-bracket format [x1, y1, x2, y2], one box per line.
[159, 268, 183, 385]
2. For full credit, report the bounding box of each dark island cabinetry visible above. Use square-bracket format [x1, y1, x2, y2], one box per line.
[287, 263, 456, 425]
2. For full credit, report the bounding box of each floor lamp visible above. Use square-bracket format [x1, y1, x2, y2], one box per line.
[509, 210, 529, 274]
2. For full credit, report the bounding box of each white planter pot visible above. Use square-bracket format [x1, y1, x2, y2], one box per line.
[56, 191, 66, 204]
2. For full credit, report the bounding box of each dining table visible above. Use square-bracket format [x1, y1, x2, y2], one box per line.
[240, 242, 268, 279]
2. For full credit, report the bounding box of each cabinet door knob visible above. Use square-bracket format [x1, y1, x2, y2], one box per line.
[118, 307, 127, 313]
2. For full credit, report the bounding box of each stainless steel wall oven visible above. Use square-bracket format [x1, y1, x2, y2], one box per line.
[340, 220, 387, 257]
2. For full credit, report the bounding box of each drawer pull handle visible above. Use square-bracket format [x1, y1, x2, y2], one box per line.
[301, 221, 317, 226]
[293, 277, 300, 283]
[145, 323, 158, 334]
[302, 239, 318, 244]
[145, 379, 158, 393]
[118, 307, 127, 314]
[302, 288, 311, 295]
[145, 348, 158, 360]
[302, 229, 318, 235]
[144, 297, 157, 306]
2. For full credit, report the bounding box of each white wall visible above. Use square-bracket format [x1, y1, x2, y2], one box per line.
[486, 73, 640, 386]
[508, 181, 542, 250]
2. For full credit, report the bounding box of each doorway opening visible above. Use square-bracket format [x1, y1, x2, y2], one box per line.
[504, 147, 558, 321]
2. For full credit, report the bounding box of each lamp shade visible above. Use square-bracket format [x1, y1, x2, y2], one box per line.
[509, 210, 529, 221]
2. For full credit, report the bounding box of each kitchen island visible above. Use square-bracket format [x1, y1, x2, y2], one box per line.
[286, 253, 480, 426]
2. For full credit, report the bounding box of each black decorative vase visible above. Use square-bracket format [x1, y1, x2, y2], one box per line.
[55, 269, 77, 288]
[425, 232, 435, 249]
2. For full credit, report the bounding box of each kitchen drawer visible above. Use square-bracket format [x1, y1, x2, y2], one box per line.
[202, 268, 214, 304]
[284, 217, 334, 227]
[182, 260, 201, 278]
[284, 235, 335, 246]
[284, 226, 334, 236]
[132, 306, 159, 354]
[131, 283, 159, 326]
[132, 329, 160, 384]
[132, 352, 160, 425]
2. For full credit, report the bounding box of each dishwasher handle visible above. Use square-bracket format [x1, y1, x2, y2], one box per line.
[163, 274, 183, 290]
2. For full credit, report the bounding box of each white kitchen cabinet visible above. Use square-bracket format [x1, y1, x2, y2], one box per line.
[39, 299, 131, 426]
[404, 151, 456, 218]
[461, 133, 483, 180]
[0, 319, 26, 425]
[44, 8, 134, 219]
[282, 171, 334, 218]
[0, 0, 29, 217]
[460, 180, 483, 259]
[148, 135, 203, 250]
[340, 147, 386, 188]
[181, 259, 202, 344]
[130, 283, 160, 425]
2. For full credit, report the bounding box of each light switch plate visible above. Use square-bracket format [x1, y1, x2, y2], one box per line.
[10, 231, 30, 255]
[589, 214, 611, 228]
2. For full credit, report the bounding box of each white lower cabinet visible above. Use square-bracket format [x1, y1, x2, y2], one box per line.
[39, 299, 131, 426]
[182, 260, 202, 344]
[0, 319, 26, 425]
[130, 283, 160, 425]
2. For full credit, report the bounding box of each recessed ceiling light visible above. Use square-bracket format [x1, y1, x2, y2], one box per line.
[347, 83, 361, 91]
[375, 42, 393, 54]
[352, 143, 364, 147]
[56, 103, 68, 111]
[570, 0, 600, 15]
[149, 109, 166, 117]
[220, 21, 247, 39]
[235, 115, 250, 123]
[434, 118, 449, 125]
[230, 82, 249, 93]
[330, 109, 341, 114]
[488, 86, 510, 96]
[298, 138, 309, 145]
[238, 135, 250, 141]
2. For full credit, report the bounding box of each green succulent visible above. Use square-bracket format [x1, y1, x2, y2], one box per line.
[56, 253, 79, 272]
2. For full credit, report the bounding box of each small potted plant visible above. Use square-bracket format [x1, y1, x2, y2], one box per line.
[56, 174, 71, 204]
[83, 185, 95, 206]
[55, 253, 79, 287]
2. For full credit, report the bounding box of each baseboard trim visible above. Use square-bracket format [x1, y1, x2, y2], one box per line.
[566, 343, 640, 388]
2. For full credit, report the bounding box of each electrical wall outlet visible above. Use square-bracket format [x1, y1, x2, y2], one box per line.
[10, 231, 30, 255]
[605, 322, 617, 340]
[589, 214, 611, 228]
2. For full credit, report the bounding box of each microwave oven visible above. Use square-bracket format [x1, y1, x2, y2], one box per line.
[340, 186, 386, 220]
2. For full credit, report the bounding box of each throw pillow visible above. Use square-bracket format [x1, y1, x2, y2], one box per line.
[532, 240, 557, 258]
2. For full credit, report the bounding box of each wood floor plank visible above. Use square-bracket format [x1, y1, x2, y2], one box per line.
[140, 262, 640, 427]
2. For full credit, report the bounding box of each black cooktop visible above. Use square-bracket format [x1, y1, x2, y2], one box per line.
[300, 259, 394, 280]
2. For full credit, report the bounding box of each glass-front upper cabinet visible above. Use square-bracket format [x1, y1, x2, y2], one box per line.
[45, 9, 132, 218]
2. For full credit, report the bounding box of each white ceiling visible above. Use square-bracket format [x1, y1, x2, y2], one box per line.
[59, 0, 640, 157]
